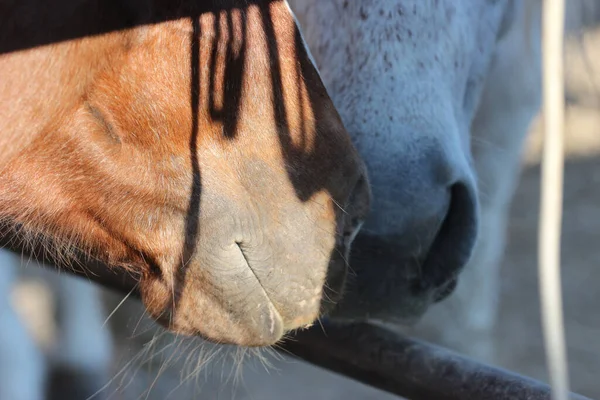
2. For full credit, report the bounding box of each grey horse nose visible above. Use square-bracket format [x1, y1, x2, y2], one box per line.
[329, 149, 480, 323]
[322, 131, 482, 325]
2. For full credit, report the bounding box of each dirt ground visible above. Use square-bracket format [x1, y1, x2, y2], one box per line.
[11, 9, 600, 400]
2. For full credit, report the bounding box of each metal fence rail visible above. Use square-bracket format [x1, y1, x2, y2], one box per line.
[281, 322, 593, 400]
[0, 241, 593, 400]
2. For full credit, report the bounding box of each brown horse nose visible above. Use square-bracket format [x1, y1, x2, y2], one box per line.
[343, 171, 371, 248]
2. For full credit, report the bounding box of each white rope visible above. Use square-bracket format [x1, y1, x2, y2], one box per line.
[539, 0, 570, 399]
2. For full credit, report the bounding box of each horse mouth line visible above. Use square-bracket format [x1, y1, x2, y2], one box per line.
[234, 241, 284, 329]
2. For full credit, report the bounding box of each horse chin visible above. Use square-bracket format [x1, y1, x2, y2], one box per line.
[138, 266, 287, 347]
[135, 242, 343, 347]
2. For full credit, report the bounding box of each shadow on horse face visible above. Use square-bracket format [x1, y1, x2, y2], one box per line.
[289, 0, 519, 325]
[0, 0, 370, 346]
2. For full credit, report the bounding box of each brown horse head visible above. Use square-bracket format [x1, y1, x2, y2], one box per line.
[0, 0, 370, 346]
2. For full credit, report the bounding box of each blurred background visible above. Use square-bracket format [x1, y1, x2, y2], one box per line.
[5, 2, 600, 399]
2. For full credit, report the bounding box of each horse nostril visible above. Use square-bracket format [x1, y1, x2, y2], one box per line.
[415, 181, 479, 293]
[343, 172, 371, 247]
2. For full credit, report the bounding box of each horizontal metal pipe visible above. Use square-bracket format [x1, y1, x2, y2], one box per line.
[280, 322, 593, 400]
[1, 244, 592, 400]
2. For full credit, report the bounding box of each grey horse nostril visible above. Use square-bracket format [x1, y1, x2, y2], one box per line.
[411, 180, 478, 296]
